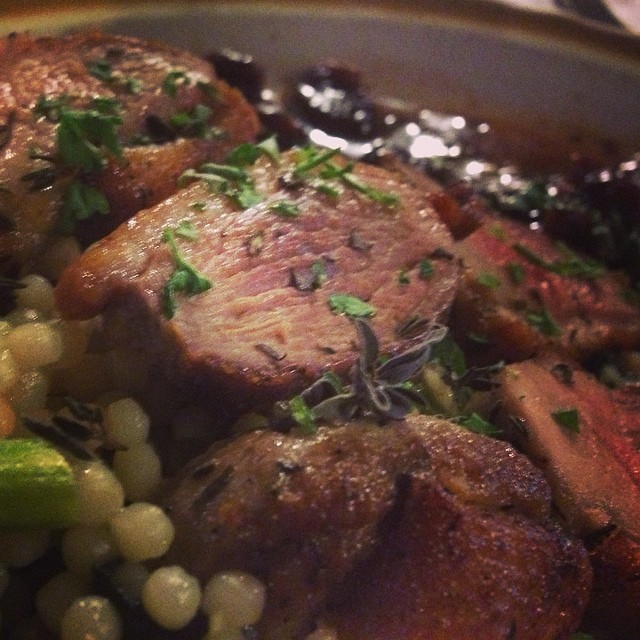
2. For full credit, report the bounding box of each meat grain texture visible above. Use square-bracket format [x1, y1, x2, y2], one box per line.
[0, 31, 259, 269]
[56, 149, 459, 424]
[161, 415, 592, 640]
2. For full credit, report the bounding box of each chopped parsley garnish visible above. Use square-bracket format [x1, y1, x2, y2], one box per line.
[398, 269, 410, 285]
[487, 222, 507, 241]
[288, 395, 317, 435]
[269, 200, 299, 218]
[293, 146, 341, 176]
[161, 228, 212, 319]
[174, 220, 199, 241]
[311, 260, 328, 287]
[513, 241, 605, 280]
[551, 407, 580, 433]
[162, 70, 191, 96]
[57, 107, 123, 172]
[476, 271, 501, 289]
[507, 261, 525, 284]
[292, 145, 399, 207]
[328, 293, 375, 318]
[86, 59, 142, 94]
[525, 306, 561, 336]
[179, 162, 261, 209]
[338, 171, 400, 208]
[457, 412, 501, 437]
[59, 180, 109, 234]
[33, 95, 71, 122]
[227, 137, 280, 166]
[419, 258, 435, 279]
[169, 104, 222, 140]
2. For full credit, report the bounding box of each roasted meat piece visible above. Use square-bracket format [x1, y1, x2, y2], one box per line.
[496, 355, 640, 638]
[160, 415, 592, 640]
[450, 216, 640, 364]
[55, 148, 459, 425]
[0, 31, 259, 269]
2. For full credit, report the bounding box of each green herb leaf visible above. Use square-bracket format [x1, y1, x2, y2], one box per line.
[162, 70, 191, 97]
[180, 162, 262, 210]
[161, 228, 212, 319]
[419, 258, 434, 279]
[33, 94, 71, 122]
[513, 241, 605, 280]
[59, 180, 109, 234]
[269, 200, 299, 218]
[227, 137, 280, 167]
[57, 108, 123, 172]
[328, 293, 375, 318]
[487, 222, 507, 241]
[293, 146, 341, 176]
[457, 412, 502, 437]
[477, 271, 501, 288]
[338, 171, 400, 208]
[507, 261, 525, 284]
[526, 306, 561, 336]
[174, 220, 199, 241]
[288, 395, 317, 435]
[86, 59, 114, 82]
[551, 407, 580, 432]
[169, 104, 221, 140]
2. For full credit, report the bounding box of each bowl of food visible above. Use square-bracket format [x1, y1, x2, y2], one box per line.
[0, 1, 639, 639]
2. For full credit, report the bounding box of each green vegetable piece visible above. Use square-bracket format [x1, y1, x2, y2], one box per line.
[328, 293, 375, 318]
[551, 407, 580, 432]
[0, 438, 78, 529]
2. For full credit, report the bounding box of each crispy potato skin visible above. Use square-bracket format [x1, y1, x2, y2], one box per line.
[161, 415, 591, 640]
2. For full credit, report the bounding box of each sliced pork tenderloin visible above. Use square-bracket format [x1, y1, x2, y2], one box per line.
[495, 354, 640, 639]
[0, 31, 259, 270]
[55, 147, 459, 431]
[450, 216, 640, 364]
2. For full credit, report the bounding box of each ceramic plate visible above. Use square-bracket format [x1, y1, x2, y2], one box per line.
[1, 0, 640, 151]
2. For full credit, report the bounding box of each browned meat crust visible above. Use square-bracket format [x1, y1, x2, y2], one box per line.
[495, 355, 640, 638]
[160, 415, 592, 640]
[449, 216, 640, 364]
[0, 31, 259, 269]
[55, 149, 459, 422]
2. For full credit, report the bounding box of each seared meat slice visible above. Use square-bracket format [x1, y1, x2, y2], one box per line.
[0, 31, 258, 269]
[55, 149, 458, 423]
[450, 216, 640, 364]
[495, 355, 640, 638]
[161, 415, 591, 640]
